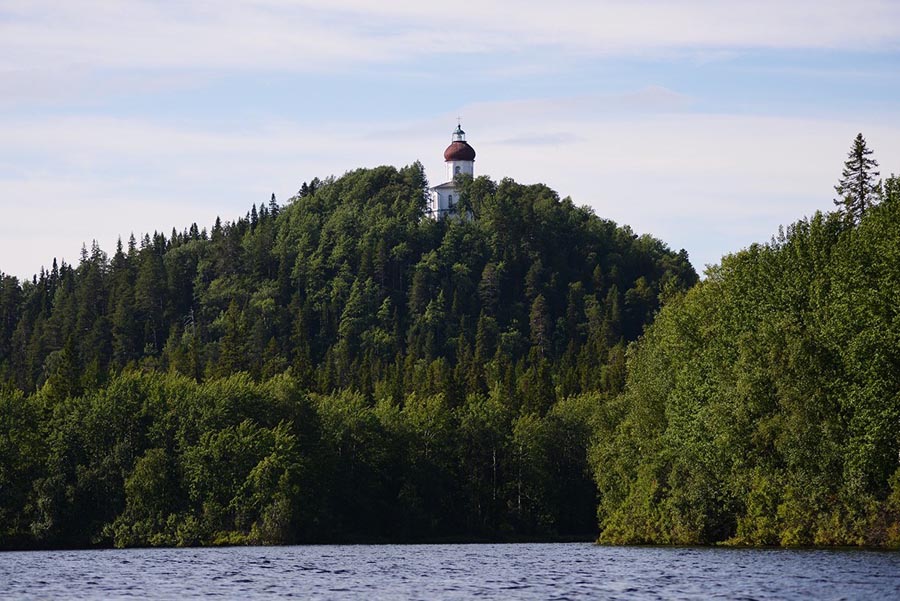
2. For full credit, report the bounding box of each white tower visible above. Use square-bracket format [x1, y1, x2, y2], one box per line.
[430, 124, 476, 218]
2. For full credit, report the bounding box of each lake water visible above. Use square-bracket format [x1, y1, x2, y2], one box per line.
[1, 543, 898, 599]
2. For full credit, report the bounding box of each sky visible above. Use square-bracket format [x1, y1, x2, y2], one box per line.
[2, 0, 900, 280]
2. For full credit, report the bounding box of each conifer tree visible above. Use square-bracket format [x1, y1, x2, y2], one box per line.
[834, 133, 881, 224]
[212, 300, 245, 377]
[884, 174, 900, 205]
[529, 294, 550, 355]
[478, 263, 500, 316]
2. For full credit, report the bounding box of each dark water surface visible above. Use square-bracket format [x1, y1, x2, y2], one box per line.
[1, 543, 898, 599]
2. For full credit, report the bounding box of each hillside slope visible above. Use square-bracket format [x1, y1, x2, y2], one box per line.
[0, 163, 697, 548]
[593, 192, 900, 547]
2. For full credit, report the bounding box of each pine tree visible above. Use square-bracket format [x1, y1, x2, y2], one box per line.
[884, 174, 900, 205]
[528, 294, 550, 356]
[834, 133, 881, 224]
[134, 245, 166, 353]
[212, 300, 245, 377]
[478, 263, 500, 317]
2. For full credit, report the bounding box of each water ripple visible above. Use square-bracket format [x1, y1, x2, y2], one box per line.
[1, 543, 899, 600]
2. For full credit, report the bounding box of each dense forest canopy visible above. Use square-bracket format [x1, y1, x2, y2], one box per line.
[0, 163, 696, 548]
[593, 146, 900, 546]
[4, 135, 897, 550]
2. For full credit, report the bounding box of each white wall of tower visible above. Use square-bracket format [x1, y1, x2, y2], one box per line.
[431, 187, 457, 216]
[447, 159, 474, 181]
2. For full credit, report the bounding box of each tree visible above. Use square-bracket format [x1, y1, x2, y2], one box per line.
[529, 294, 550, 355]
[884, 174, 900, 205]
[478, 262, 500, 316]
[834, 133, 881, 224]
[211, 300, 245, 377]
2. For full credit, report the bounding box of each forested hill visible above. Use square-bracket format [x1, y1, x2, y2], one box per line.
[1, 164, 696, 398]
[593, 171, 900, 547]
[0, 163, 697, 548]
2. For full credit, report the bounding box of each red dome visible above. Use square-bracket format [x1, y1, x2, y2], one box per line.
[444, 141, 476, 162]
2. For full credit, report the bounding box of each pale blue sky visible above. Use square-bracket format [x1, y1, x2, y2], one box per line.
[2, 1, 900, 279]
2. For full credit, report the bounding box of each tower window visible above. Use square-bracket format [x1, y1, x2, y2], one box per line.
[448, 194, 453, 204]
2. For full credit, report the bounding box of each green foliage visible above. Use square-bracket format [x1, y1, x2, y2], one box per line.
[8, 150, 898, 549]
[0, 388, 45, 545]
[0, 166, 694, 548]
[594, 196, 900, 546]
[834, 132, 882, 225]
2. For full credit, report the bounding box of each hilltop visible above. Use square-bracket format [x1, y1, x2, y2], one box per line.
[0, 163, 696, 548]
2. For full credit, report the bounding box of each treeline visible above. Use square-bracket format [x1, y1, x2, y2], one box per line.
[1, 371, 603, 547]
[593, 158, 900, 546]
[0, 163, 697, 548]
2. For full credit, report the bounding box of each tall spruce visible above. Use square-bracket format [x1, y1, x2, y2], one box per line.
[834, 133, 881, 224]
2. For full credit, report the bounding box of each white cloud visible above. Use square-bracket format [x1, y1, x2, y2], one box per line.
[299, 0, 900, 52]
[2, 1, 899, 82]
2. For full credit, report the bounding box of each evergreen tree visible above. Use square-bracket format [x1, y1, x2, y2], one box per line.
[834, 133, 881, 224]
[478, 263, 500, 317]
[884, 174, 900, 205]
[211, 300, 246, 377]
[528, 294, 550, 355]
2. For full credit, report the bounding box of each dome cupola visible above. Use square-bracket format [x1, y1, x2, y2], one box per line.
[444, 125, 476, 162]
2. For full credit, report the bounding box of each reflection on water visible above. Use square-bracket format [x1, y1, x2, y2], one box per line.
[1, 543, 899, 600]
